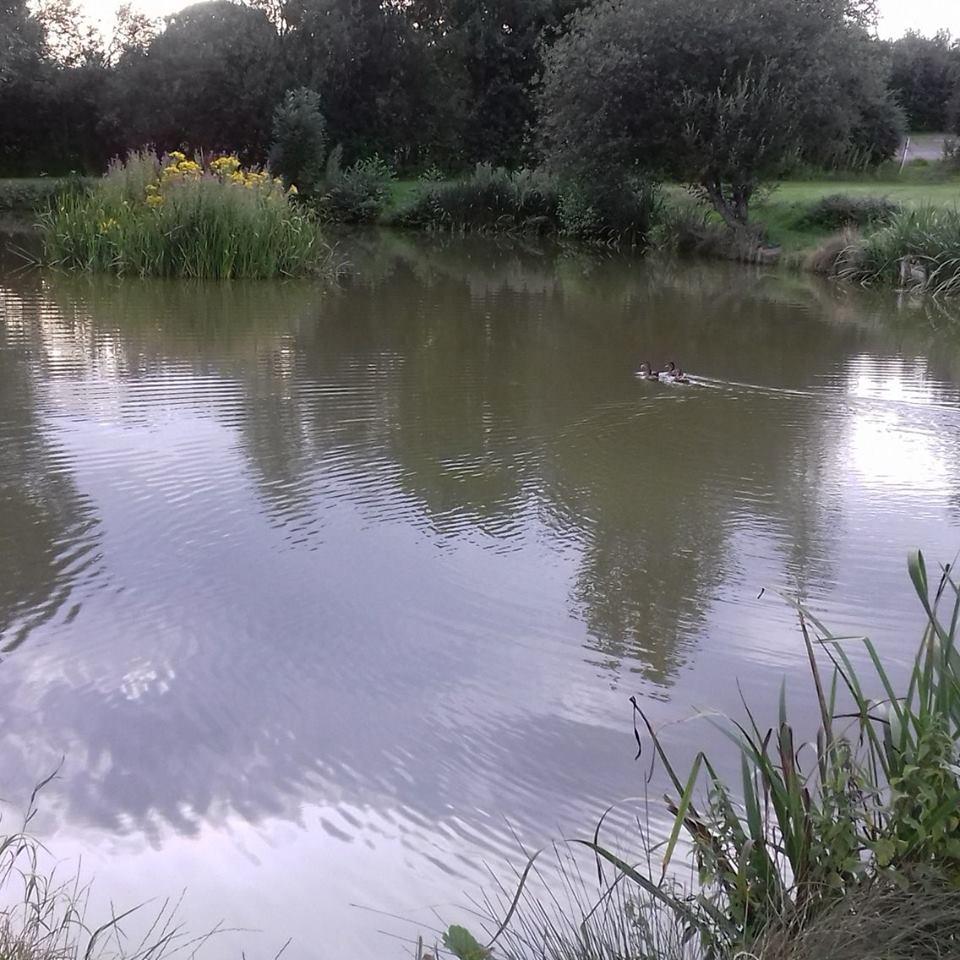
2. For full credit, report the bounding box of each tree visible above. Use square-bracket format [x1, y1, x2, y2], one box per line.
[889, 31, 960, 132]
[405, 0, 587, 168]
[538, 0, 905, 227]
[280, 0, 449, 166]
[268, 86, 326, 195]
[108, 1, 285, 160]
[0, 0, 45, 89]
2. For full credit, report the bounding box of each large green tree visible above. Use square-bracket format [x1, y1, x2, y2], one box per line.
[108, 0, 284, 160]
[406, 0, 586, 167]
[538, 0, 904, 227]
[280, 0, 446, 165]
[889, 31, 960, 132]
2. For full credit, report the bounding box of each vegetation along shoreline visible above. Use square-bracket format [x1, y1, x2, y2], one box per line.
[3, 0, 960, 289]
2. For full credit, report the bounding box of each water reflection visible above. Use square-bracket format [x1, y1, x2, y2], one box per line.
[0, 287, 103, 652]
[1, 236, 960, 957]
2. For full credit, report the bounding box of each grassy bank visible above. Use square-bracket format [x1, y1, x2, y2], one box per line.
[756, 178, 960, 253]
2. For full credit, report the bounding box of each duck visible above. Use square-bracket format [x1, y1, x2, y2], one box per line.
[658, 360, 678, 382]
[660, 360, 692, 384]
[636, 361, 660, 381]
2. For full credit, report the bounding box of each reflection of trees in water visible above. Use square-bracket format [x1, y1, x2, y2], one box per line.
[0, 287, 102, 652]
[3, 236, 960, 838]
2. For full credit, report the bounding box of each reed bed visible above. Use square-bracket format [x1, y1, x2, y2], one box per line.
[39, 150, 332, 280]
[839, 205, 960, 297]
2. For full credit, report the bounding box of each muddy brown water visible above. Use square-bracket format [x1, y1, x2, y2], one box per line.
[2, 230, 960, 957]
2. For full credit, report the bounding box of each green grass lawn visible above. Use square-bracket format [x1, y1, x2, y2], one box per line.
[755, 178, 960, 253]
[384, 178, 427, 215]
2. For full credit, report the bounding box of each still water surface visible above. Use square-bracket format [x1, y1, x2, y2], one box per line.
[2, 232, 960, 956]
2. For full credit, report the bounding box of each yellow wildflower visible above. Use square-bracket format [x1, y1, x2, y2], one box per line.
[212, 155, 241, 175]
[169, 150, 187, 162]
[286, 184, 298, 195]
[146, 194, 163, 208]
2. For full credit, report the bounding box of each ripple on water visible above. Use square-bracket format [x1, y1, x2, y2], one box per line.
[1, 255, 960, 958]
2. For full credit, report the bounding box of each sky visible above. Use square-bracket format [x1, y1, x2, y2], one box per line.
[75, 0, 960, 41]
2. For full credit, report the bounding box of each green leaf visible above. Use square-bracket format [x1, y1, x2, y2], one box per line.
[443, 925, 489, 960]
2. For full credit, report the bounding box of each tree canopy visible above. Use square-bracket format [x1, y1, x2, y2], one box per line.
[0, 0, 930, 185]
[889, 31, 960, 132]
[537, 0, 905, 225]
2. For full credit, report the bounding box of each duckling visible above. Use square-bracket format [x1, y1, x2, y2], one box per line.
[636, 361, 660, 381]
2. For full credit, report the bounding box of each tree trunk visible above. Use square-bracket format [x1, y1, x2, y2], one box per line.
[702, 178, 751, 230]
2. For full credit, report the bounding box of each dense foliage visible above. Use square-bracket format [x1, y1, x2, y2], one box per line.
[40, 149, 330, 277]
[269, 86, 327, 197]
[889, 31, 960, 132]
[2, 0, 950, 182]
[537, 0, 906, 226]
[0, 0, 588, 176]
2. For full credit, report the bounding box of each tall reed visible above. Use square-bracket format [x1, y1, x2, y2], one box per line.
[840, 205, 960, 297]
[40, 150, 332, 280]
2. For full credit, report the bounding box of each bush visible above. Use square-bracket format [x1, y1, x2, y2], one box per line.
[594, 552, 959, 953]
[562, 177, 660, 245]
[799, 193, 901, 230]
[268, 87, 327, 199]
[944, 137, 960, 170]
[40, 149, 331, 279]
[318, 147, 394, 224]
[394, 165, 656, 245]
[0, 177, 91, 214]
[805, 229, 860, 276]
[395, 163, 560, 234]
[649, 201, 739, 258]
[841, 205, 960, 296]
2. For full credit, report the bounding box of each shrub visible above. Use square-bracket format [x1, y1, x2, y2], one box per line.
[944, 137, 960, 171]
[394, 165, 655, 244]
[754, 875, 960, 960]
[396, 163, 560, 234]
[268, 87, 327, 199]
[40, 149, 331, 279]
[841, 205, 960, 296]
[0, 176, 91, 214]
[488, 553, 960, 960]
[799, 193, 900, 230]
[805, 229, 860, 276]
[557, 177, 659, 245]
[318, 147, 394, 224]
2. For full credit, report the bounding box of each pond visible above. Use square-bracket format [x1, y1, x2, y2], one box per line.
[1, 230, 960, 957]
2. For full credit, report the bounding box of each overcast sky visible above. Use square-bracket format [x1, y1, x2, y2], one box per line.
[77, 0, 960, 40]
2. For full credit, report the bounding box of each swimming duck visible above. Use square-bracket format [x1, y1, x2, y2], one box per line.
[637, 361, 660, 381]
[660, 360, 692, 384]
[658, 361, 678, 382]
